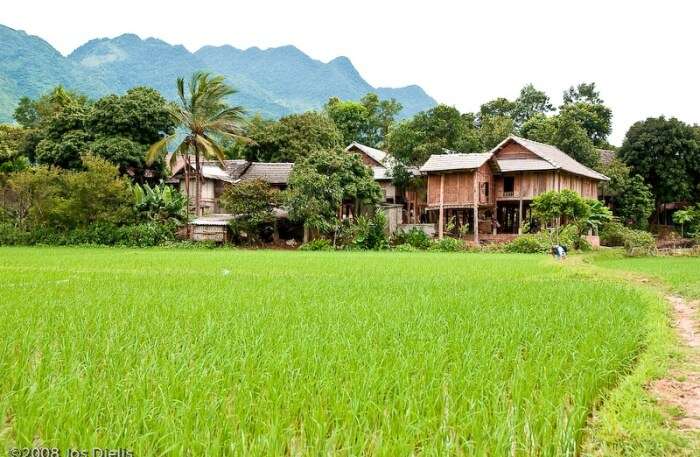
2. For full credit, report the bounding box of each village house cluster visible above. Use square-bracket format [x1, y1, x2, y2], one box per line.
[169, 135, 609, 242]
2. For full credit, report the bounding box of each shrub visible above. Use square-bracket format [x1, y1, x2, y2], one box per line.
[600, 221, 627, 247]
[393, 243, 419, 252]
[0, 223, 31, 245]
[392, 227, 432, 249]
[116, 222, 178, 247]
[503, 234, 550, 254]
[428, 237, 467, 252]
[351, 213, 389, 250]
[623, 229, 656, 257]
[299, 238, 334, 251]
[0, 222, 177, 247]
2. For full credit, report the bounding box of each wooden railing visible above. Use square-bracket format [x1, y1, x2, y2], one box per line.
[502, 191, 515, 197]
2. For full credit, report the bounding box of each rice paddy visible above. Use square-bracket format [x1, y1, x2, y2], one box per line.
[0, 247, 660, 455]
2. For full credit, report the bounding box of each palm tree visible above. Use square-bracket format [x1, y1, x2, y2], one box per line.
[147, 72, 249, 217]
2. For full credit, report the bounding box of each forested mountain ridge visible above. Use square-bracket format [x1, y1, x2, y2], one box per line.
[0, 24, 437, 122]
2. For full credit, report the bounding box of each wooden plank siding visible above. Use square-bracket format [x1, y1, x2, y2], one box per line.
[426, 164, 495, 208]
[494, 171, 598, 200]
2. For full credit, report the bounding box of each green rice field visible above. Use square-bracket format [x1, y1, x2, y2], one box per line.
[593, 253, 700, 299]
[0, 247, 661, 455]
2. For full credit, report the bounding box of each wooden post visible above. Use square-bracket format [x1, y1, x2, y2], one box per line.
[518, 172, 524, 234]
[473, 171, 479, 244]
[438, 174, 445, 239]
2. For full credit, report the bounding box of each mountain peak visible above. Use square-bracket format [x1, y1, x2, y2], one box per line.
[0, 23, 437, 122]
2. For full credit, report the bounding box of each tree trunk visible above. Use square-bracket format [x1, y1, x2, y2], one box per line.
[303, 225, 309, 243]
[183, 154, 191, 237]
[194, 142, 202, 217]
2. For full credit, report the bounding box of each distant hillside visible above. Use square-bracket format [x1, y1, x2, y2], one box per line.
[0, 24, 437, 123]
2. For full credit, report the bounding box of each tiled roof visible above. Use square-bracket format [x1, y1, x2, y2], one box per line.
[239, 162, 294, 184]
[419, 152, 493, 172]
[596, 149, 616, 166]
[491, 136, 609, 181]
[346, 142, 388, 165]
[496, 158, 556, 173]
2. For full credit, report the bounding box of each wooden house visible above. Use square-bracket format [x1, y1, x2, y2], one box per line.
[420, 135, 609, 241]
[345, 142, 425, 226]
[169, 159, 293, 214]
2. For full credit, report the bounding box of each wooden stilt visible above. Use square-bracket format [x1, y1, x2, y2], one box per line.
[473, 171, 479, 244]
[438, 174, 445, 239]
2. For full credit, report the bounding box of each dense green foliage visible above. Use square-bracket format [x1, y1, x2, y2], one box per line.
[132, 182, 187, 223]
[623, 229, 657, 257]
[243, 112, 342, 162]
[2, 155, 134, 230]
[619, 116, 700, 206]
[13, 86, 174, 176]
[219, 179, 282, 243]
[598, 157, 655, 229]
[146, 72, 249, 217]
[0, 25, 435, 123]
[0, 247, 656, 454]
[286, 148, 382, 235]
[324, 93, 402, 148]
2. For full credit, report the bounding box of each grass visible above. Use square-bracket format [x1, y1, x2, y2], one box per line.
[581, 250, 700, 456]
[592, 251, 700, 299]
[0, 247, 671, 455]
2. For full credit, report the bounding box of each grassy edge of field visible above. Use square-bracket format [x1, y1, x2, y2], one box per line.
[573, 250, 700, 456]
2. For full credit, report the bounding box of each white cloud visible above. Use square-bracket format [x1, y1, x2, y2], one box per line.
[3, 0, 698, 145]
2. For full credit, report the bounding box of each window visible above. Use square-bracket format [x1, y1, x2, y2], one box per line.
[480, 182, 489, 198]
[504, 176, 515, 194]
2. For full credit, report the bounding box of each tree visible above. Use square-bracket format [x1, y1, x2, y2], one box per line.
[90, 135, 148, 174]
[531, 189, 591, 245]
[219, 179, 282, 243]
[147, 72, 250, 217]
[512, 84, 554, 128]
[324, 98, 369, 146]
[286, 147, 382, 241]
[619, 117, 700, 209]
[0, 125, 29, 172]
[87, 87, 174, 144]
[558, 102, 612, 147]
[550, 112, 599, 168]
[478, 115, 514, 150]
[479, 97, 517, 121]
[245, 112, 342, 163]
[598, 157, 654, 229]
[360, 93, 402, 147]
[324, 93, 402, 148]
[387, 105, 481, 165]
[520, 113, 557, 143]
[5, 155, 133, 230]
[563, 82, 603, 105]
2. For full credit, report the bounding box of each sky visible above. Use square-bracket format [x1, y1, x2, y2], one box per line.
[2, 0, 698, 145]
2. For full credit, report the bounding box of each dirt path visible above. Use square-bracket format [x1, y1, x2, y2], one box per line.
[649, 295, 700, 429]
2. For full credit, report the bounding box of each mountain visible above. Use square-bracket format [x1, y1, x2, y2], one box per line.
[0, 24, 437, 123]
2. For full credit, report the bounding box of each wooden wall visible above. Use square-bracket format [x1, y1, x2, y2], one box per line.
[427, 172, 474, 206]
[426, 165, 494, 207]
[494, 171, 599, 200]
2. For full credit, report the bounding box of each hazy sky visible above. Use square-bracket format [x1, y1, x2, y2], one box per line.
[3, 0, 698, 145]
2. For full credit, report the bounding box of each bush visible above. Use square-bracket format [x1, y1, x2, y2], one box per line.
[351, 213, 389, 250]
[600, 221, 627, 247]
[393, 243, 419, 252]
[392, 227, 432, 249]
[428, 237, 467, 252]
[299, 238, 334, 251]
[0, 222, 177, 247]
[503, 234, 550, 254]
[0, 223, 31, 245]
[623, 229, 656, 257]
